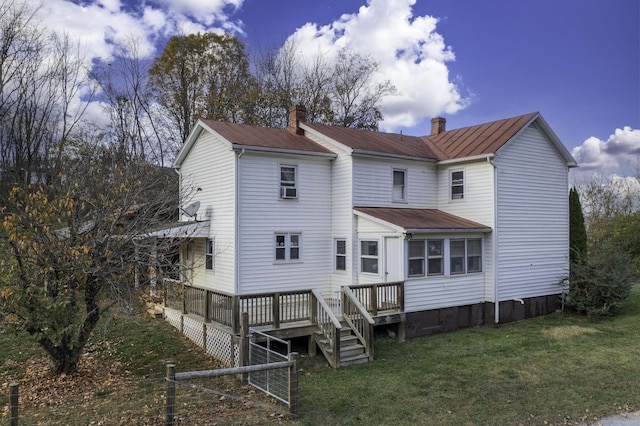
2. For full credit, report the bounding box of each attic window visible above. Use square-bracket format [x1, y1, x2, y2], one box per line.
[451, 170, 464, 200]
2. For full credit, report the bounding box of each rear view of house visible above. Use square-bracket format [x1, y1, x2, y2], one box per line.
[162, 106, 577, 367]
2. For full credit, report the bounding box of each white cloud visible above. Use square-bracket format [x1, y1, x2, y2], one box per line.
[571, 126, 640, 181]
[36, 0, 245, 62]
[284, 0, 469, 131]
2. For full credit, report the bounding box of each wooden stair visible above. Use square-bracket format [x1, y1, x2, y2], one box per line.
[314, 324, 370, 368]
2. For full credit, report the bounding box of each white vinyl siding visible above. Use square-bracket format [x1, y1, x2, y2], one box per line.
[353, 157, 437, 208]
[237, 152, 333, 294]
[494, 125, 569, 300]
[304, 131, 354, 291]
[179, 131, 236, 293]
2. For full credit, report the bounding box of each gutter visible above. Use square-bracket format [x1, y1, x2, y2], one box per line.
[231, 144, 336, 159]
[438, 153, 495, 166]
[351, 150, 438, 163]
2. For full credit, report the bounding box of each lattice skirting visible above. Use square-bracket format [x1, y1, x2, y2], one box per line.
[164, 308, 182, 329]
[163, 307, 239, 367]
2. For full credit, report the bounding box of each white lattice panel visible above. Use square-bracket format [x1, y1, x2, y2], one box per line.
[233, 341, 240, 368]
[204, 324, 236, 367]
[164, 308, 182, 330]
[183, 316, 205, 348]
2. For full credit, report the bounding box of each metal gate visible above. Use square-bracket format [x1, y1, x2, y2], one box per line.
[248, 329, 291, 404]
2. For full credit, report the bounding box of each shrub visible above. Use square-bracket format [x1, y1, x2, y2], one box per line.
[565, 243, 638, 318]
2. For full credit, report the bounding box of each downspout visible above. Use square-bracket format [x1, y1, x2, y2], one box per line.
[488, 156, 500, 324]
[235, 148, 245, 295]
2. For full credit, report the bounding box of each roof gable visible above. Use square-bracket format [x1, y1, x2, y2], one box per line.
[422, 112, 577, 167]
[422, 112, 539, 160]
[175, 119, 334, 167]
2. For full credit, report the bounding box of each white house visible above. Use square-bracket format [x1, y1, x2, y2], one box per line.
[166, 106, 577, 365]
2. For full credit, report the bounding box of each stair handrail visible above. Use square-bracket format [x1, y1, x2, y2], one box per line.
[342, 286, 375, 361]
[311, 289, 342, 368]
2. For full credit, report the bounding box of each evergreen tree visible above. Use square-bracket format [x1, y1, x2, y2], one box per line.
[569, 186, 588, 265]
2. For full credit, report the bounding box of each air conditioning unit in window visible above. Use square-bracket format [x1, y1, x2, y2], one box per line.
[280, 187, 297, 199]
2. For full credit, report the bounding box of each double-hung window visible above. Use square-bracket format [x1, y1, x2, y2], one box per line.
[275, 233, 300, 262]
[451, 170, 464, 200]
[360, 240, 379, 274]
[450, 239, 466, 274]
[467, 238, 482, 272]
[335, 239, 346, 271]
[280, 165, 297, 199]
[205, 238, 214, 270]
[408, 240, 425, 276]
[427, 239, 444, 275]
[393, 169, 406, 201]
[450, 238, 482, 274]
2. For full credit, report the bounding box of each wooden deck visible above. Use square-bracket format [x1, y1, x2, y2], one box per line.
[163, 280, 405, 367]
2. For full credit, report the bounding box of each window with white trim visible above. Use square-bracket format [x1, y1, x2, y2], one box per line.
[360, 240, 378, 274]
[335, 239, 346, 271]
[393, 169, 406, 201]
[205, 238, 214, 270]
[451, 170, 464, 200]
[467, 238, 482, 272]
[280, 165, 297, 199]
[275, 233, 300, 262]
[450, 239, 466, 274]
[427, 239, 444, 275]
[407, 238, 481, 278]
[450, 238, 482, 274]
[408, 240, 425, 276]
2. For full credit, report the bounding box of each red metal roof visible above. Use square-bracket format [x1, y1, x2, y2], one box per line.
[200, 119, 334, 154]
[422, 112, 539, 160]
[354, 207, 492, 232]
[198, 112, 548, 162]
[303, 122, 440, 159]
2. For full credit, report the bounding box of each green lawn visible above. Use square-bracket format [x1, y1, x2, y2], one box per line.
[297, 286, 640, 425]
[3, 287, 640, 425]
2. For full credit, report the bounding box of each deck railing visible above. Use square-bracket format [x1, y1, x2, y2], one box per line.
[164, 279, 404, 340]
[348, 281, 404, 316]
[163, 279, 312, 334]
[341, 287, 375, 361]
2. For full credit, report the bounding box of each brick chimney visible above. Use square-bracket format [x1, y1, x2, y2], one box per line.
[288, 105, 306, 135]
[431, 117, 446, 136]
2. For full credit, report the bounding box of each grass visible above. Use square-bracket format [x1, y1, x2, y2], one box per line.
[296, 285, 640, 425]
[3, 287, 640, 424]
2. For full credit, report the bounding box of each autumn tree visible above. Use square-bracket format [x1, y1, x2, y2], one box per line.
[148, 33, 256, 143]
[0, 148, 181, 375]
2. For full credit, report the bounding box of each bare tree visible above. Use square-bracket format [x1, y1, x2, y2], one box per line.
[0, 0, 91, 185]
[253, 43, 395, 130]
[92, 37, 177, 166]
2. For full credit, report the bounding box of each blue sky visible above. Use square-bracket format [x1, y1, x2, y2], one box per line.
[37, 0, 639, 181]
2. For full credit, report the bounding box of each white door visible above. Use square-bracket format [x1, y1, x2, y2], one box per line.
[384, 237, 403, 282]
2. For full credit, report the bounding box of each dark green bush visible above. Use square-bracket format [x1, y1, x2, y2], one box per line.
[565, 243, 638, 318]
